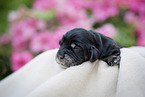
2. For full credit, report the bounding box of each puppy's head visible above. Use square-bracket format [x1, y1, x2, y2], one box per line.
[56, 28, 100, 68]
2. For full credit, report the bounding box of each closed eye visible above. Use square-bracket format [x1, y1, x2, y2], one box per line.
[71, 43, 76, 48]
[71, 43, 80, 49]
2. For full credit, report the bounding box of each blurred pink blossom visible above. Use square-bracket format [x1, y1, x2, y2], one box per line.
[12, 36, 28, 51]
[96, 23, 118, 38]
[117, 0, 145, 12]
[90, 0, 118, 22]
[56, 0, 118, 23]
[124, 11, 145, 30]
[11, 51, 33, 71]
[124, 11, 138, 26]
[67, 0, 87, 9]
[56, 3, 91, 28]
[127, 0, 145, 13]
[10, 18, 46, 51]
[8, 11, 20, 22]
[118, 0, 145, 33]
[33, 0, 56, 10]
[33, 0, 119, 23]
[54, 28, 66, 42]
[8, 8, 27, 22]
[137, 29, 145, 46]
[0, 34, 11, 45]
[136, 15, 145, 30]
[30, 31, 59, 53]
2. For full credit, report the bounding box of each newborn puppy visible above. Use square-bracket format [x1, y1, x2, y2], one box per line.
[56, 28, 121, 68]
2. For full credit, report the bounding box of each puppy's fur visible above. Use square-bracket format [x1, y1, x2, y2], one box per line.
[56, 28, 120, 68]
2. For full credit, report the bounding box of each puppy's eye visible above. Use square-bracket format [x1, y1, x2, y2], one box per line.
[71, 43, 76, 49]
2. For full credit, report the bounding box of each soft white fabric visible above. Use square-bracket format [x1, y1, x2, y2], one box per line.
[116, 47, 145, 97]
[0, 47, 145, 97]
[129, 46, 145, 57]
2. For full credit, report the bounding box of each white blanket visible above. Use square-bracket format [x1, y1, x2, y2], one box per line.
[0, 47, 145, 97]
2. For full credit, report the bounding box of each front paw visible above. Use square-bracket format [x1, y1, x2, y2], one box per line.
[108, 56, 121, 66]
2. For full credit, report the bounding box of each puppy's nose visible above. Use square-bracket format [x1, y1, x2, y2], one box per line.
[58, 55, 64, 60]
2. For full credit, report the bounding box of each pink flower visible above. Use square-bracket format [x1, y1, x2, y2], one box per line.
[124, 11, 138, 25]
[11, 51, 33, 71]
[136, 15, 145, 30]
[0, 34, 11, 45]
[30, 31, 59, 53]
[117, 0, 145, 13]
[127, 0, 145, 13]
[12, 36, 28, 51]
[11, 18, 45, 39]
[67, 0, 89, 9]
[8, 11, 20, 22]
[124, 11, 145, 30]
[53, 28, 66, 43]
[90, 0, 118, 22]
[10, 18, 46, 51]
[10, 22, 32, 51]
[33, 0, 56, 10]
[56, 2, 91, 29]
[136, 29, 145, 46]
[8, 7, 27, 22]
[96, 23, 118, 38]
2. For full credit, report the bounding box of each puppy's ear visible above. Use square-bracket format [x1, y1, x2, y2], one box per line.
[89, 45, 100, 63]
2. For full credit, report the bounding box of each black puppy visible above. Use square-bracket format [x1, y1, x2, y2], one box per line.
[56, 28, 121, 68]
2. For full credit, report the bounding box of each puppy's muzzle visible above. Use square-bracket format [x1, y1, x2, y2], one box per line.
[57, 55, 64, 63]
[56, 53, 73, 68]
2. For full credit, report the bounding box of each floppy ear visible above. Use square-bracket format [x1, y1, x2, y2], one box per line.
[89, 45, 100, 63]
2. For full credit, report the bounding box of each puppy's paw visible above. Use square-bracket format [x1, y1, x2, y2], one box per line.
[108, 56, 121, 66]
[102, 56, 121, 66]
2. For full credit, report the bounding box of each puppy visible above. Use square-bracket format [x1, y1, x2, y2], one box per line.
[56, 28, 121, 68]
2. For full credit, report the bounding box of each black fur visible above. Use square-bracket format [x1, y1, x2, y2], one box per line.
[56, 28, 120, 68]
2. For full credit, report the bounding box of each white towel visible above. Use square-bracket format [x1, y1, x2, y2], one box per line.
[0, 47, 145, 97]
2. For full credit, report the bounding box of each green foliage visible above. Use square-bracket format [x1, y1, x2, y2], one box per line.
[114, 25, 136, 47]
[0, 43, 12, 80]
[0, 0, 34, 33]
[33, 10, 56, 20]
[0, 55, 12, 80]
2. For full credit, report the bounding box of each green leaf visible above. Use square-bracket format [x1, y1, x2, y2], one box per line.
[32, 10, 55, 20]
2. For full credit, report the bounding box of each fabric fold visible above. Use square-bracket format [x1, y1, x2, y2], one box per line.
[0, 47, 145, 97]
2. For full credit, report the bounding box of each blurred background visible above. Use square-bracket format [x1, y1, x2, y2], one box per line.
[0, 0, 145, 80]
